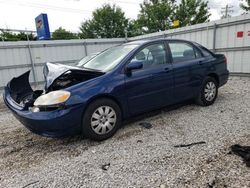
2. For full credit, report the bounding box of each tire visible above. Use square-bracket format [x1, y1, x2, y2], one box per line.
[195, 77, 218, 106]
[81, 98, 122, 141]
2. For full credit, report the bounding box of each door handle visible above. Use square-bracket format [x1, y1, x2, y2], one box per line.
[152, 67, 172, 77]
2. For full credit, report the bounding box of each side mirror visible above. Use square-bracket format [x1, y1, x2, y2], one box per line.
[126, 60, 143, 73]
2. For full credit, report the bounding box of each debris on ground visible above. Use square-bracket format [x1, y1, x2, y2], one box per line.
[22, 181, 39, 188]
[101, 163, 110, 171]
[139, 122, 153, 129]
[174, 141, 206, 148]
[207, 179, 216, 188]
[0, 144, 8, 149]
[230, 144, 250, 167]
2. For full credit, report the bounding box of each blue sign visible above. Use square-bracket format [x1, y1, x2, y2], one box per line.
[35, 13, 51, 40]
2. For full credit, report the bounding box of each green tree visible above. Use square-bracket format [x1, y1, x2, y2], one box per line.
[174, 0, 211, 27]
[52, 27, 78, 40]
[79, 4, 129, 38]
[240, 0, 250, 12]
[136, 0, 176, 34]
[127, 20, 144, 37]
[135, 0, 210, 34]
[0, 30, 36, 41]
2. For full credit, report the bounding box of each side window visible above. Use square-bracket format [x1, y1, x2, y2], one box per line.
[169, 42, 201, 63]
[198, 45, 213, 57]
[131, 43, 168, 69]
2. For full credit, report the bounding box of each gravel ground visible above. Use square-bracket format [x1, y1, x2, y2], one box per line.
[0, 77, 250, 188]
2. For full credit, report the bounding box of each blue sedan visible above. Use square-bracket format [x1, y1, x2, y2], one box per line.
[3, 39, 229, 141]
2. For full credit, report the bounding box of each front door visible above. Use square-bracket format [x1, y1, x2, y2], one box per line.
[124, 42, 174, 115]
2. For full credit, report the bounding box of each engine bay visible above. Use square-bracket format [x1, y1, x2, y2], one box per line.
[47, 70, 104, 91]
[8, 68, 104, 110]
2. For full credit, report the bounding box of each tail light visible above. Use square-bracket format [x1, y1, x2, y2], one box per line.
[224, 57, 227, 64]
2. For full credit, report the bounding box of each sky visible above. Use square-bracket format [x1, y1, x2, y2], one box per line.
[0, 0, 246, 33]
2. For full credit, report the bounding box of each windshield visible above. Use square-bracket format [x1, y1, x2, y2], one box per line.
[76, 53, 99, 67]
[82, 44, 138, 72]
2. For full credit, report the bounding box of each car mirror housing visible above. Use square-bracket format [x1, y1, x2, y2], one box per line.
[126, 60, 143, 73]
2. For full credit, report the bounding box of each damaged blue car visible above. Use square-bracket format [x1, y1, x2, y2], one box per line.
[3, 39, 229, 141]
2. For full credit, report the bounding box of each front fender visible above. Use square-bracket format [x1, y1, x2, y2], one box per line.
[64, 72, 128, 118]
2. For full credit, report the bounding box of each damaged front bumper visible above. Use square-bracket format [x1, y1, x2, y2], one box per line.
[4, 87, 83, 137]
[3, 73, 84, 137]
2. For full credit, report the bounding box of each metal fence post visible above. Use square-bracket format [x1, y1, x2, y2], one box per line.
[125, 28, 128, 42]
[84, 41, 88, 56]
[212, 23, 217, 53]
[26, 32, 37, 86]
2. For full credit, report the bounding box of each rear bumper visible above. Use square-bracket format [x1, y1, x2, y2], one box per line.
[219, 70, 229, 87]
[3, 87, 83, 137]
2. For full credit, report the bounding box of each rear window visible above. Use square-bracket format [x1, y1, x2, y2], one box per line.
[196, 44, 214, 57]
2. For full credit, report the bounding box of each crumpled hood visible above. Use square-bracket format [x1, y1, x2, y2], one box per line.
[6, 62, 104, 107]
[43, 62, 84, 89]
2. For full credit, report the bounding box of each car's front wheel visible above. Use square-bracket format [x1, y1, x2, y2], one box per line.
[82, 98, 121, 141]
[196, 77, 218, 106]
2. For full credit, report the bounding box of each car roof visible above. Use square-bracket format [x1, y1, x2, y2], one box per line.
[124, 38, 194, 46]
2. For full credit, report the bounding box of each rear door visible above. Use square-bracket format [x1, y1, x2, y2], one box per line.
[125, 42, 174, 115]
[167, 41, 205, 101]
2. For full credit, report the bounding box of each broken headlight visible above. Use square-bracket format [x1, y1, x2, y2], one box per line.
[34, 90, 70, 107]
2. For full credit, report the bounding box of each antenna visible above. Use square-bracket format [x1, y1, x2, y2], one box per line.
[221, 4, 234, 18]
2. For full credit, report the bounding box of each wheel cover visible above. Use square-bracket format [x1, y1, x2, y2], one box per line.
[204, 81, 217, 101]
[91, 106, 117, 135]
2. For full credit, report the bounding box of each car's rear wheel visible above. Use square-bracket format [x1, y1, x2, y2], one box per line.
[196, 77, 218, 106]
[81, 98, 121, 141]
